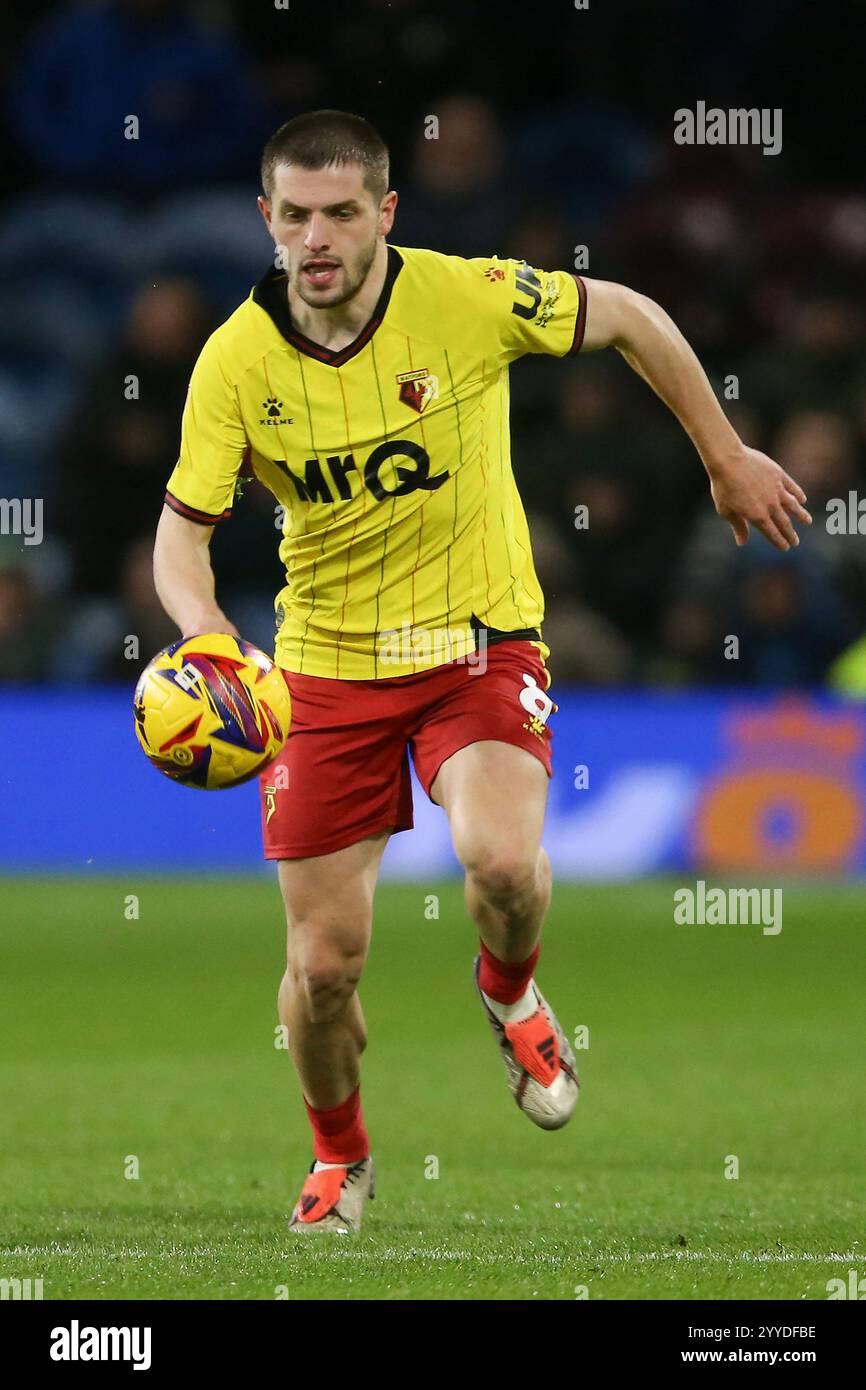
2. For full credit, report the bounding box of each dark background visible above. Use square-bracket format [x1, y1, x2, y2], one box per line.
[1, 0, 864, 687]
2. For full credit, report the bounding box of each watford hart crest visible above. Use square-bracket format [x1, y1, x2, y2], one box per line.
[396, 368, 439, 414]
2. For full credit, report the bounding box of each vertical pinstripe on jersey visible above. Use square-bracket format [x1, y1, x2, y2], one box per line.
[442, 348, 463, 657]
[369, 336, 395, 680]
[332, 369, 358, 680]
[496, 362, 524, 622]
[295, 351, 324, 674]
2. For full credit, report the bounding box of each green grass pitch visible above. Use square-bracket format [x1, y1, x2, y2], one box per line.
[1, 876, 863, 1300]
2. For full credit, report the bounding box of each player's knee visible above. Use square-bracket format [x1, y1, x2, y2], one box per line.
[463, 846, 539, 910]
[288, 931, 365, 1023]
[305, 964, 360, 1022]
[292, 957, 361, 1023]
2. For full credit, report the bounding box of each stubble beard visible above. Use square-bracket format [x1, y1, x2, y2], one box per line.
[292, 238, 379, 310]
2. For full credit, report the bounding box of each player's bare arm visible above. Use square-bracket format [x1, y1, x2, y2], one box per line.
[153, 504, 239, 638]
[579, 277, 813, 551]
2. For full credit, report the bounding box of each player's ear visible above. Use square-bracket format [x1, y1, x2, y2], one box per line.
[378, 190, 398, 236]
[257, 195, 273, 234]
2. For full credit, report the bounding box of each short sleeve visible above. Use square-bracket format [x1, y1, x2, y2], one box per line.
[469, 256, 587, 364]
[164, 334, 248, 525]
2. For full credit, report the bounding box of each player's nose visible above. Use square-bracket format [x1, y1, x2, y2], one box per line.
[304, 213, 330, 251]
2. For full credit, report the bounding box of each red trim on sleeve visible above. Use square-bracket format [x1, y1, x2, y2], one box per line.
[568, 274, 588, 354]
[164, 491, 232, 525]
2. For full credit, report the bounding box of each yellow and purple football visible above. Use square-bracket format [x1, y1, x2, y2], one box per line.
[133, 633, 291, 790]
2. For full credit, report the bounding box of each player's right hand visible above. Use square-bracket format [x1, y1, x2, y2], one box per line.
[181, 613, 240, 639]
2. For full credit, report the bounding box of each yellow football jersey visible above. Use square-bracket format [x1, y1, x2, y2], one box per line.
[165, 245, 586, 678]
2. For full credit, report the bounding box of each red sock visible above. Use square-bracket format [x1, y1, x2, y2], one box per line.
[304, 1085, 370, 1165]
[478, 940, 540, 1004]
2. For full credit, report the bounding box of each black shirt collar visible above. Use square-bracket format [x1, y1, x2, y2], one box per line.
[252, 244, 403, 367]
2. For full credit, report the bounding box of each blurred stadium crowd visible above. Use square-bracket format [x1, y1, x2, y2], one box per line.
[1, 0, 864, 687]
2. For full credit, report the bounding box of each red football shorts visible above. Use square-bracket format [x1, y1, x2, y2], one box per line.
[259, 640, 556, 860]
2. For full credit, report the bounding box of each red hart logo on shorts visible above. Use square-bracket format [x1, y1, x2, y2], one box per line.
[396, 368, 439, 414]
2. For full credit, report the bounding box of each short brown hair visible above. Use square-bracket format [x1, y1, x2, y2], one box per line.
[261, 109, 390, 202]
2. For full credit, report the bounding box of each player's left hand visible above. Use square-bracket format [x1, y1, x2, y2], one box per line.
[709, 447, 813, 550]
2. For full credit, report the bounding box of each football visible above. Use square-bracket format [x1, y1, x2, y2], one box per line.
[133, 634, 291, 790]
